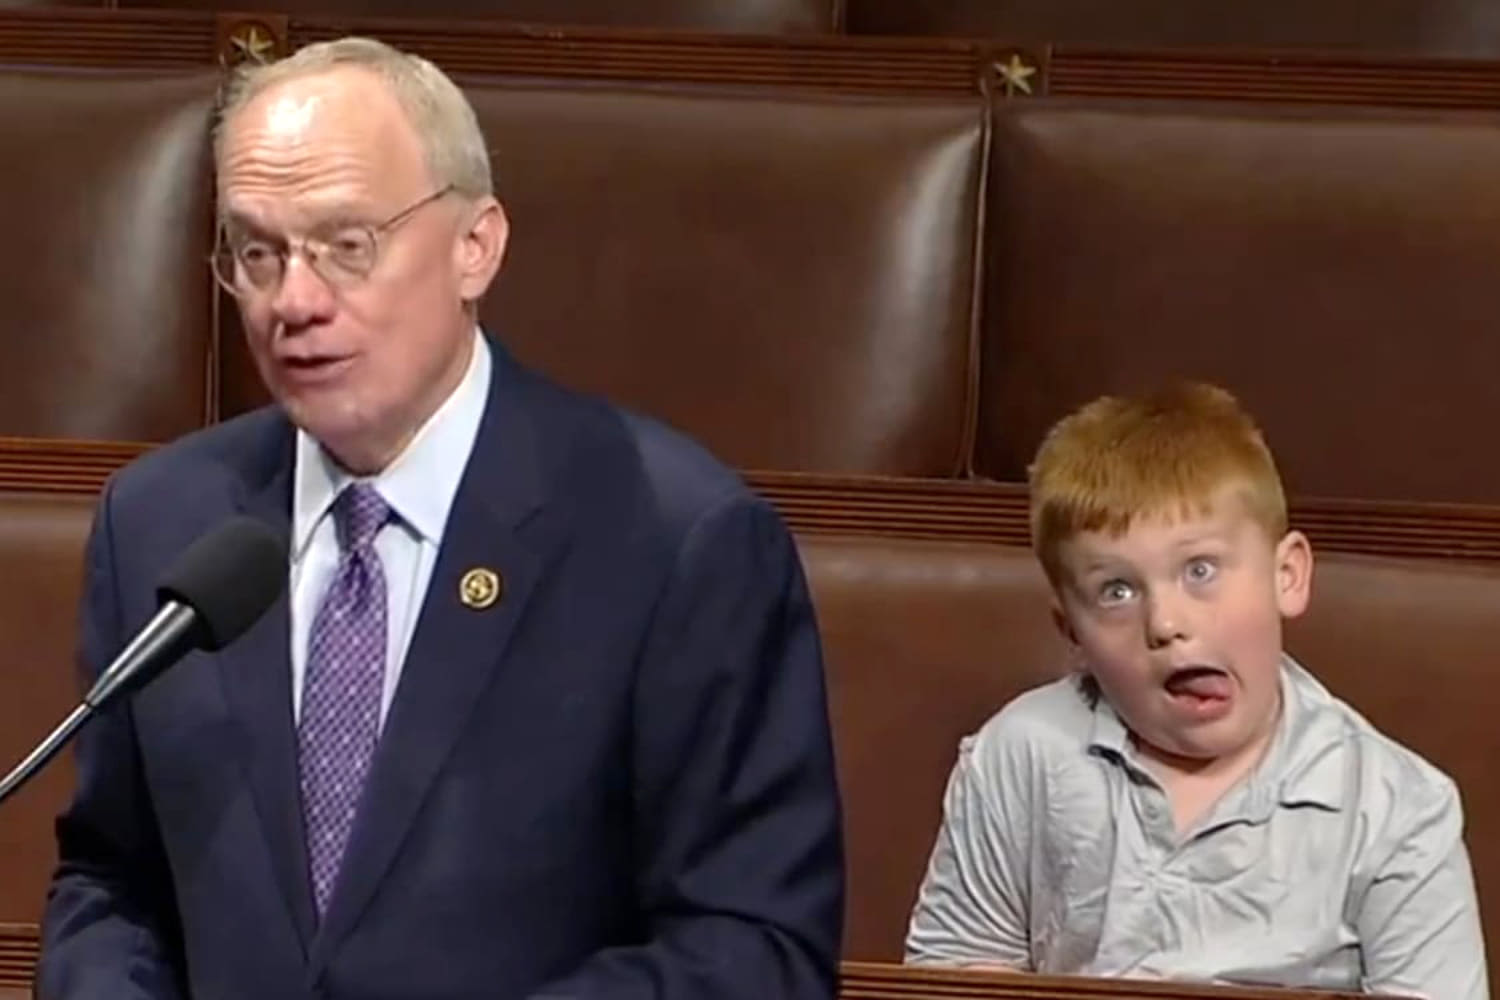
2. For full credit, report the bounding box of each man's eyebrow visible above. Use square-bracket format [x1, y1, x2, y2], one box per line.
[305, 202, 373, 228]
[221, 211, 275, 238]
[221, 201, 374, 234]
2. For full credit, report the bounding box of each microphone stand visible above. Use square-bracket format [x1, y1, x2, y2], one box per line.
[0, 703, 93, 807]
[0, 603, 197, 808]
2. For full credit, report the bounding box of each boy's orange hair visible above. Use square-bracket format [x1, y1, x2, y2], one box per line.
[1028, 382, 1288, 584]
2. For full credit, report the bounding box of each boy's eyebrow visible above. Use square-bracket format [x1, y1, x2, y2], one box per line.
[1168, 528, 1232, 550]
[1072, 555, 1135, 577]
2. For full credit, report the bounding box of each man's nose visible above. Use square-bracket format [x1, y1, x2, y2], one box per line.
[269, 253, 337, 329]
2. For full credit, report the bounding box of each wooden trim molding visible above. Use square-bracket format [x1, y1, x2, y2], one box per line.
[0, 8, 217, 69]
[0, 438, 150, 495]
[1047, 45, 1500, 110]
[746, 471, 1500, 565]
[3, 440, 1500, 566]
[3, 6, 1500, 110]
[287, 17, 986, 94]
[839, 961, 1371, 999]
[0, 923, 1371, 998]
[0, 924, 35, 991]
[0, 7, 987, 93]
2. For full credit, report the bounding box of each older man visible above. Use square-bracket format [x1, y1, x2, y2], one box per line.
[38, 37, 844, 1000]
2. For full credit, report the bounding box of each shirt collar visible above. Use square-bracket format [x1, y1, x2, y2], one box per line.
[1085, 654, 1347, 815]
[1086, 678, 1132, 759]
[1260, 656, 1347, 812]
[292, 328, 492, 562]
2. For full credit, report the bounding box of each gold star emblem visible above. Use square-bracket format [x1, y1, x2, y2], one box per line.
[996, 53, 1038, 97]
[228, 24, 276, 66]
[459, 568, 502, 610]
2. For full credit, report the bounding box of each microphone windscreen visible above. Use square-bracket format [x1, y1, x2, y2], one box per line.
[156, 516, 289, 651]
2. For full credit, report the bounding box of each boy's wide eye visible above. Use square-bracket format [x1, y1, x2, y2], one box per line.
[1184, 557, 1218, 584]
[1098, 580, 1136, 606]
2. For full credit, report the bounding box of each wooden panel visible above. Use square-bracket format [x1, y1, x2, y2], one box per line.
[4, 6, 1500, 109]
[0, 7, 216, 67]
[0, 7, 984, 93]
[0, 925, 35, 992]
[288, 16, 986, 93]
[751, 471, 1500, 564]
[3, 440, 1500, 565]
[1045, 45, 1500, 109]
[841, 962, 1374, 998]
[0, 438, 151, 494]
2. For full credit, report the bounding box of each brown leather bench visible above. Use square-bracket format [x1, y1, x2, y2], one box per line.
[0, 35, 1495, 989]
[0, 67, 217, 443]
[0, 493, 95, 925]
[804, 531, 1500, 967]
[979, 98, 1500, 505]
[222, 79, 989, 478]
[7, 507, 1491, 978]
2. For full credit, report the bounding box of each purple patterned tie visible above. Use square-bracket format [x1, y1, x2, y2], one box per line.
[298, 482, 391, 918]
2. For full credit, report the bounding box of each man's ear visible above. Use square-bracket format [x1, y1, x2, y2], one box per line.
[456, 196, 508, 303]
[1274, 529, 1314, 619]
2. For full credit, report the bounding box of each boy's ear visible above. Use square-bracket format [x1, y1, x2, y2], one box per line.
[1051, 600, 1079, 646]
[1274, 529, 1314, 619]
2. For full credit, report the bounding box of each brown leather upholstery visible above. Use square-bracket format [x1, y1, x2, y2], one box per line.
[8, 33, 1500, 983]
[225, 81, 987, 476]
[804, 532, 1500, 972]
[846, 0, 1500, 58]
[120, 0, 838, 33]
[0, 493, 94, 925]
[977, 100, 1500, 504]
[476, 83, 984, 476]
[802, 533, 1066, 959]
[0, 69, 217, 443]
[1286, 551, 1500, 949]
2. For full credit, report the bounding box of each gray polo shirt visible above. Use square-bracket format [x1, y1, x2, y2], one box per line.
[905, 659, 1487, 1000]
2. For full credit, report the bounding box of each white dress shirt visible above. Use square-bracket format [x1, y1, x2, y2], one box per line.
[288, 329, 491, 727]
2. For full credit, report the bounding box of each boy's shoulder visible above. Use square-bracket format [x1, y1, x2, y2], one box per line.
[1286, 662, 1462, 820]
[961, 674, 1098, 777]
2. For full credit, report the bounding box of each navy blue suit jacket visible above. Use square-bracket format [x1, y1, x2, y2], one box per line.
[38, 340, 845, 999]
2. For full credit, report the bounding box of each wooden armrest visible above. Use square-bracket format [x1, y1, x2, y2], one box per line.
[2, 924, 1406, 999]
[839, 961, 1391, 999]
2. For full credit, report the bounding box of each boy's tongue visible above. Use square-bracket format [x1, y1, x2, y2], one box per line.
[1165, 667, 1232, 700]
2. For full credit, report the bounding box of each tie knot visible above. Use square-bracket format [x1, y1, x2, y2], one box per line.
[333, 483, 391, 552]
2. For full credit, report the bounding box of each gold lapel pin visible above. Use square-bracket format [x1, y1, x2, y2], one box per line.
[459, 567, 502, 610]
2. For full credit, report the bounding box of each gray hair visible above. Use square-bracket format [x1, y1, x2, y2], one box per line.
[215, 36, 493, 199]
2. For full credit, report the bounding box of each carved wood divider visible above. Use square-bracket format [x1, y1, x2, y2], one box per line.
[4, 440, 1500, 564]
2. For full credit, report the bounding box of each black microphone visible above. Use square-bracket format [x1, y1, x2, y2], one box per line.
[0, 515, 288, 807]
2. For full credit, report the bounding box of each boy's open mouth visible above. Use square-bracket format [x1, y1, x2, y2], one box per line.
[1164, 665, 1233, 704]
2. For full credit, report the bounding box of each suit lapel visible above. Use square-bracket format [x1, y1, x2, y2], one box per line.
[308, 346, 556, 973]
[215, 418, 319, 955]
